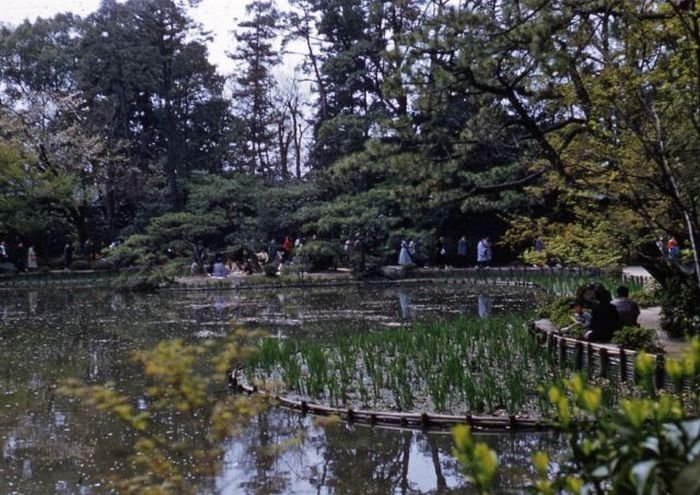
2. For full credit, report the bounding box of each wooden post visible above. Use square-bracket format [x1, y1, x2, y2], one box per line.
[599, 347, 608, 378]
[619, 349, 627, 383]
[574, 341, 584, 370]
[655, 354, 666, 391]
[558, 337, 567, 367]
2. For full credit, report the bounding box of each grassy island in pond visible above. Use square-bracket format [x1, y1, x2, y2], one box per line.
[245, 315, 553, 415]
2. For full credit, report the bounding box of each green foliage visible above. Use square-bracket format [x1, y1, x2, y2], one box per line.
[246, 315, 549, 414]
[537, 296, 575, 328]
[297, 240, 342, 271]
[505, 216, 624, 269]
[455, 343, 700, 494]
[452, 425, 498, 494]
[106, 235, 153, 267]
[0, 138, 76, 246]
[59, 330, 265, 494]
[657, 273, 700, 338]
[611, 326, 663, 354]
[632, 283, 661, 308]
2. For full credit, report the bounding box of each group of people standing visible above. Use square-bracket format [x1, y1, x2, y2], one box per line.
[398, 235, 493, 268]
[0, 239, 38, 272]
[565, 284, 641, 343]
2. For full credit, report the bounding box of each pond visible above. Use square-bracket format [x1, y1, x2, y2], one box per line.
[0, 282, 565, 494]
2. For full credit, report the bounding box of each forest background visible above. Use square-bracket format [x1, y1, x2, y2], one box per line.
[1, 0, 700, 334]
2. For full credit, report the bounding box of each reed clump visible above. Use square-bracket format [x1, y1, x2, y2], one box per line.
[245, 315, 551, 416]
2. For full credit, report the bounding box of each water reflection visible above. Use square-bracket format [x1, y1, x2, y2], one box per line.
[478, 294, 492, 319]
[397, 290, 414, 320]
[28, 291, 38, 315]
[0, 284, 546, 494]
[220, 409, 565, 494]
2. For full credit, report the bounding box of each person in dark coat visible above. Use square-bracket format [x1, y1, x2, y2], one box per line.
[63, 242, 74, 270]
[612, 286, 641, 327]
[584, 285, 621, 342]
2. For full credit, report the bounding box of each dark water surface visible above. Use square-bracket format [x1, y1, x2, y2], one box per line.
[0, 283, 563, 494]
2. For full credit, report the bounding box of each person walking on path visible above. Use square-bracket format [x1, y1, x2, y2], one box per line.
[476, 236, 492, 268]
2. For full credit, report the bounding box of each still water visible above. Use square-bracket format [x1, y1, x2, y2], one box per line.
[0, 283, 563, 494]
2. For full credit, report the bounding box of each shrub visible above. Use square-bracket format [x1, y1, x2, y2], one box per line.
[106, 235, 151, 267]
[69, 259, 91, 270]
[611, 326, 663, 353]
[263, 263, 278, 277]
[537, 296, 574, 327]
[298, 240, 342, 271]
[90, 259, 116, 271]
[522, 248, 548, 267]
[455, 344, 700, 495]
[631, 283, 661, 308]
[657, 273, 700, 337]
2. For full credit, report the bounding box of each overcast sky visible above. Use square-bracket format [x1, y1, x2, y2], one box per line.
[0, 0, 259, 74]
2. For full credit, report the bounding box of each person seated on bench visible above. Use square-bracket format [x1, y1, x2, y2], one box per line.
[584, 285, 621, 343]
[612, 286, 640, 327]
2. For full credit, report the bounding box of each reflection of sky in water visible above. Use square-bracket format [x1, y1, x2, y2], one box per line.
[0, 284, 546, 494]
[217, 413, 467, 493]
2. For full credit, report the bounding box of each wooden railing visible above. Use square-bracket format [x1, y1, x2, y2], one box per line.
[530, 320, 692, 394]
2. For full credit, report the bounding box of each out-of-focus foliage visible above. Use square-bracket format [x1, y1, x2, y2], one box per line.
[455, 345, 700, 495]
[59, 328, 265, 494]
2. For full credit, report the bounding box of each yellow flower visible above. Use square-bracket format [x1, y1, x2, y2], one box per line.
[548, 386, 562, 404]
[564, 375, 584, 397]
[581, 388, 602, 412]
[665, 358, 683, 380]
[532, 451, 549, 476]
[635, 351, 655, 377]
[473, 443, 498, 485]
[621, 399, 650, 427]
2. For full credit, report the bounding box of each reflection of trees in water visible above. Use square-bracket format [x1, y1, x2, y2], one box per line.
[228, 410, 468, 494]
[227, 409, 567, 494]
[475, 431, 568, 489]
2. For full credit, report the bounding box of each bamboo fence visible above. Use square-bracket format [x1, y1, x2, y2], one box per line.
[529, 321, 694, 394]
[229, 372, 552, 431]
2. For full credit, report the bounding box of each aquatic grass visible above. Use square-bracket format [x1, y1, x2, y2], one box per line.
[245, 304, 651, 416]
[502, 268, 642, 298]
[246, 314, 563, 415]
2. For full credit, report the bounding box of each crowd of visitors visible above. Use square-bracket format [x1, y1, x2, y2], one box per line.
[396, 234, 494, 269]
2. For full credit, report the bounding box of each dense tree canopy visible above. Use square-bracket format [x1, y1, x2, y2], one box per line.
[1, 0, 699, 331]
